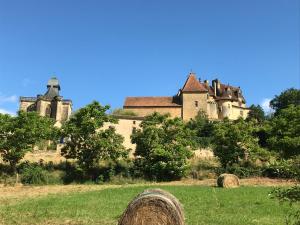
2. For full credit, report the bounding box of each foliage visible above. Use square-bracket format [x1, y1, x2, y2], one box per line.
[263, 157, 300, 179]
[247, 104, 265, 123]
[18, 162, 63, 185]
[186, 110, 215, 148]
[111, 108, 137, 116]
[270, 88, 300, 114]
[271, 186, 300, 225]
[272, 186, 300, 204]
[60, 101, 128, 177]
[215, 163, 264, 178]
[131, 112, 194, 181]
[212, 118, 271, 168]
[20, 163, 49, 185]
[189, 158, 220, 180]
[0, 111, 57, 172]
[266, 105, 300, 158]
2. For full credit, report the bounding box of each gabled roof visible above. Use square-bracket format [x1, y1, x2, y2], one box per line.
[181, 73, 208, 93]
[124, 96, 181, 107]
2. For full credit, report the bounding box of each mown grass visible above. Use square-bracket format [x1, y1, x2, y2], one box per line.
[0, 185, 295, 225]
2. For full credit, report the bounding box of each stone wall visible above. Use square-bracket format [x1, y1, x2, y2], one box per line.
[182, 93, 208, 120]
[103, 117, 143, 157]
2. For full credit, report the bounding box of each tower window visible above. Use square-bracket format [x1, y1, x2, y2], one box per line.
[45, 105, 51, 117]
[195, 101, 198, 107]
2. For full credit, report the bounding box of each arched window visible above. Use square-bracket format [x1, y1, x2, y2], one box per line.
[45, 105, 51, 117]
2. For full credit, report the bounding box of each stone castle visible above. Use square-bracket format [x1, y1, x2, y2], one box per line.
[19, 74, 249, 155]
[123, 72, 249, 120]
[20, 77, 72, 126]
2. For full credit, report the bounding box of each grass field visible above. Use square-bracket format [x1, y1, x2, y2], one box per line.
[0, 185, 295, 225]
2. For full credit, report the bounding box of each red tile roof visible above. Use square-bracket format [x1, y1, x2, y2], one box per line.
[124, 96, 182, 107]
[181, 74, 208, 92]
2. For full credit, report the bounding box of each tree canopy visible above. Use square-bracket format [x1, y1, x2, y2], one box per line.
[213, 118, 270, 167]
[131, 112, 193, 181]
[186, 110, 214, 148]
[247, 104, 265, 123]
[270, 88, 300, 113]
[266, 105, 300, 158]
[0, 111, 57, 171]
[60, 101, 128, 174]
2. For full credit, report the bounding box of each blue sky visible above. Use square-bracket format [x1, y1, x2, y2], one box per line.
[0, 0, 299, 115]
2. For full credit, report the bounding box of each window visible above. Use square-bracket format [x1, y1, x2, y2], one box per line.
[240, 110, 243, 116]
[45, 105, 51, 117]
[132, 127, 137, 133]
[195, 101, 198, 107]
[133, 120, 136, 125]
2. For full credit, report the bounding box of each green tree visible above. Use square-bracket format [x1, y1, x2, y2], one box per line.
[213, 118, 270, 168]
[131, 112, 193, 181]
[186, 110, 214, 148]
[247, 104, 265, 123]
[60, 101, 128, 176]
[266, 105, 300, 158]
[0, 111, 57, 173]
[270, 88, 300, 114]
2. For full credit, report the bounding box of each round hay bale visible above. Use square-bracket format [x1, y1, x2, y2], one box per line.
[118, 188, 185, 225]
[217, 173, 240, 188]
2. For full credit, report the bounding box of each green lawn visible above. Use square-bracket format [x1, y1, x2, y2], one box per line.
[0, 185, 294, 225]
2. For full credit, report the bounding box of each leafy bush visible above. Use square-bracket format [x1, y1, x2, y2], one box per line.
[18, 162, 63, 185]
[263, 158, 300, 179]
[216, 164, 263, 178]
[271, 186, 300, 225]
[20, 164, 49, 185]
[189, 158, 220, 180]
[62, 162, 86, 184]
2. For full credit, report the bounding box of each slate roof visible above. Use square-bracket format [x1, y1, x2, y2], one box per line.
[124, 96, 181, 107]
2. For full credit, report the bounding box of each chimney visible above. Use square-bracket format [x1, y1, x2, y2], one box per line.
[204, 80, 209, 88]
[212, 79, 217, 96]
[216, 79, 221, 89]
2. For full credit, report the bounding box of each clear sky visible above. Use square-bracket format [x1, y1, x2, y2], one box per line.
[0, 0, 299, 115]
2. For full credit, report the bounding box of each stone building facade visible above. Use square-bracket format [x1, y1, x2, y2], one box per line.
[123, 72, 249, 120]
[20, 77, 72, 126]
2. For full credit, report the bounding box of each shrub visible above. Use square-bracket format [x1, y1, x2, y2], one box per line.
[217, 164, 263, 178]
[20, 164, 49, 185]
[189, 158, 220, 180]
[263, 157, 300, 179]
[271, 186, 300, 225]
[18, 162, 64, 185]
